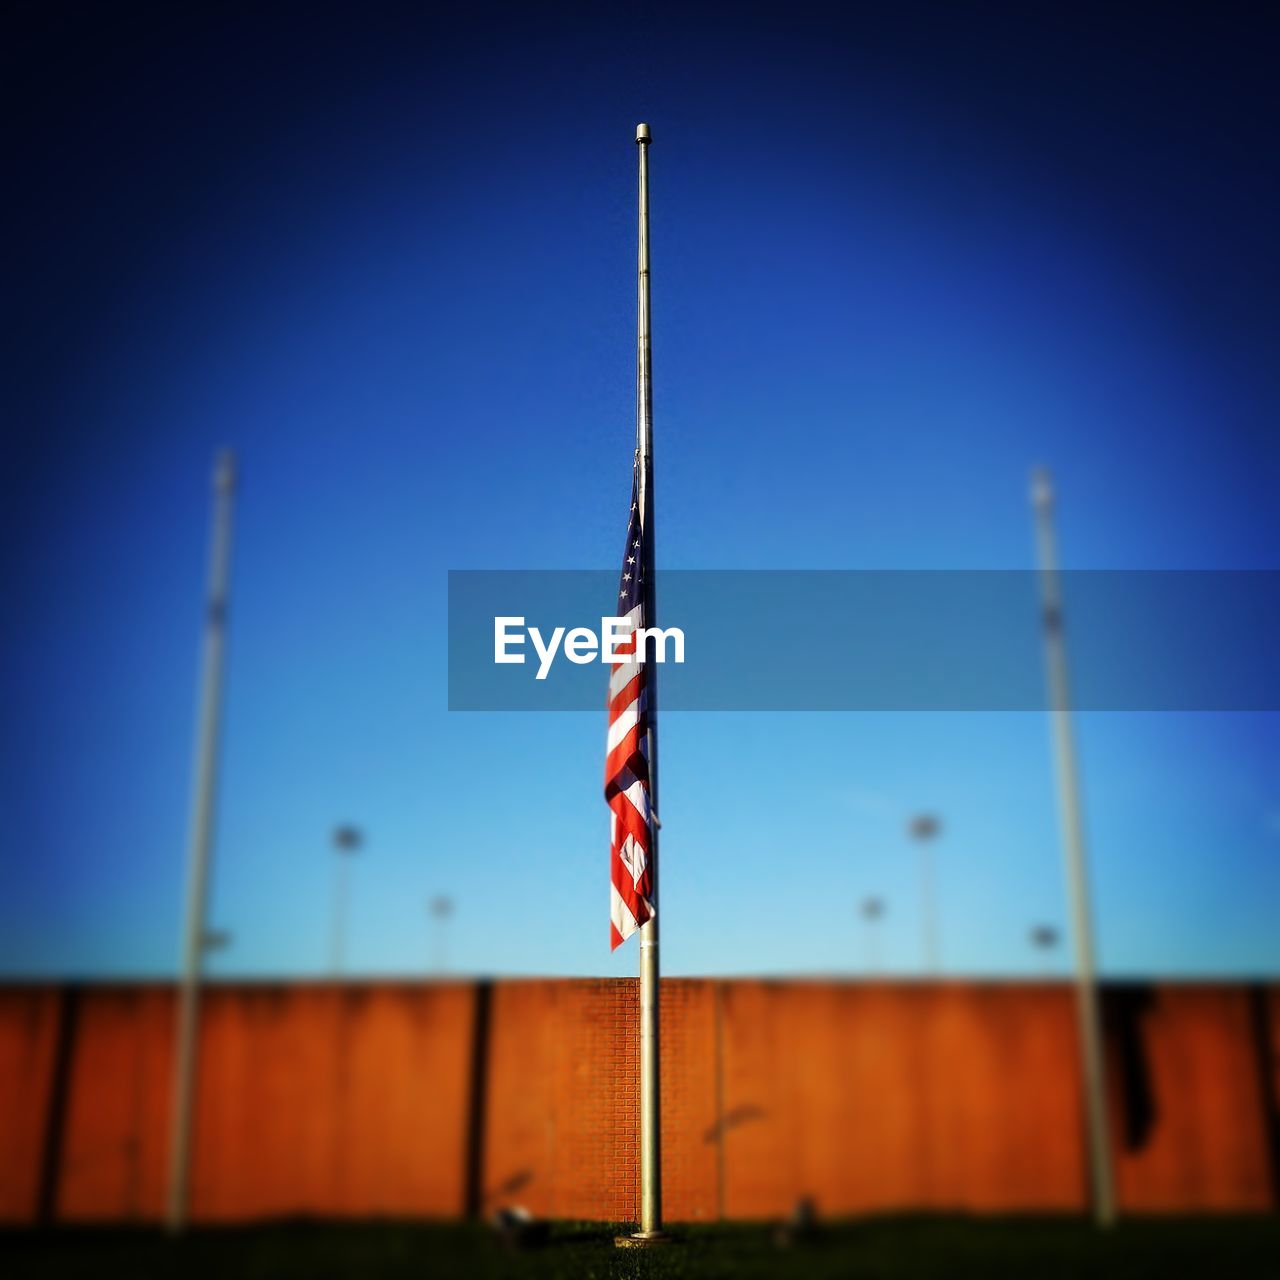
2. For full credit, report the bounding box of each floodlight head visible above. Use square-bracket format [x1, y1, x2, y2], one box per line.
[332, 824, 364, 852]
[908, 814, 941, 841]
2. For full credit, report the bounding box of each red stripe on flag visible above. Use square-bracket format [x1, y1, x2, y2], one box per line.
[608, 670, 644, 724]
[610, 791, 650, 857]
[604, 726, 648, 796]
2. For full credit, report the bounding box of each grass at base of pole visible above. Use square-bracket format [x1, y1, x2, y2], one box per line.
[3, 1216, 1278, 1279]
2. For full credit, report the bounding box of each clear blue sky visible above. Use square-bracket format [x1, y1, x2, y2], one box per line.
[3, 2, 1277, 978]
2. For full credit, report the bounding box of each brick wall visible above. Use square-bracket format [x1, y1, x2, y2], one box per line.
[0, 979, 1276, 1224]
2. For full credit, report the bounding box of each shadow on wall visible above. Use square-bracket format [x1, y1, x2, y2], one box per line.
[1109, 984, 1158, 1153]
[703, 1105, 768, 1144]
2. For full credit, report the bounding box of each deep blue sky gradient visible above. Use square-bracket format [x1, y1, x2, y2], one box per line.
[2, 2, 1277, 977]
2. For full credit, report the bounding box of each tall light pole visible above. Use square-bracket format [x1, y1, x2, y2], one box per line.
[428, 895, 454, 974]
[167, 449, 236, 1234]
[907, 813, 941, 974]
[1031, 466, 1115, 1228]
[860, 897, 886, 975]
[330, 824, 363, 976]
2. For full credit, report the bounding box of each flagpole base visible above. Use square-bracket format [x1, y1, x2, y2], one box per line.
[615, 1231, 674, 1248]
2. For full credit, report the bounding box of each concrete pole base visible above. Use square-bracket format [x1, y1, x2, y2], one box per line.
[615, 1231, 675, 1248]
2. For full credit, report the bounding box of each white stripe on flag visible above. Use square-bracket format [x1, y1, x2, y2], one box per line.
[611, 883, 639, 937]
[606, 697, 640, 753]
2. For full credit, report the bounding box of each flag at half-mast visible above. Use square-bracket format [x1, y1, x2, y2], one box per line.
[605, 459, 655, 949]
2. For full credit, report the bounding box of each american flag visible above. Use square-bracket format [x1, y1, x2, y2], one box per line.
[605, 463, 655, 949]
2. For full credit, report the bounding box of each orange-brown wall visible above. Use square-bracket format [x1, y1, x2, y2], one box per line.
[0, 987, 62, 1222]
[0, 980, 1276, 1224]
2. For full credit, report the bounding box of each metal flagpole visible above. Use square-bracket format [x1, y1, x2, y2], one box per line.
[633, 120, 666, 1243]
[167, 448, 236, 1233]
[1031, 467, 1115, 1228]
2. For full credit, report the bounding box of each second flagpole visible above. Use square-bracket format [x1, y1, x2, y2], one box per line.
[1031, 468, 1115, 1228]
[634, 120, 666, 1244]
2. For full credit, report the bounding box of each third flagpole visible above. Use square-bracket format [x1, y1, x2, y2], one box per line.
[167, 448, 236, 1232]
[1031, 467, 1115, 1228]
[634, 120, 665, 1242]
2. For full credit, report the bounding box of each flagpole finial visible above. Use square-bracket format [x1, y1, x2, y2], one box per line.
[214, 448, 237, 495]
[636, 123, 651, 145]
[1031, 465, 1054, 511]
